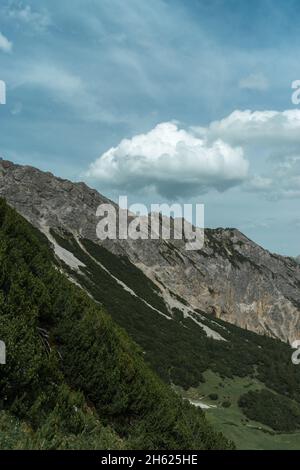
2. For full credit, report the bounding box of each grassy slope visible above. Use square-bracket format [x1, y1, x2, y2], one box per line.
[179, 371, 300, 450]
[0, 199, 231, 450]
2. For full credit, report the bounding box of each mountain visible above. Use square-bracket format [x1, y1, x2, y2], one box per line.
[1, 160, 300, 449]
[0, 198, 232, 450]
[1, 159, 300, 344]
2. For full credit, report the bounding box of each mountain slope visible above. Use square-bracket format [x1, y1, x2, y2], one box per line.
[43, 228, 300, 399]
[0, 198, 232, 450]
[2, 161, 300, 449]
[1, 159, 300, 344]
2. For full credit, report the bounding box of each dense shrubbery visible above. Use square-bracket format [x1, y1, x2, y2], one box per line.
[0, 199, 232, 450]
[49, 231, 300, 406]
[209, 394, 219, 401]
[221, 401, 231, 408]
[238, 389, 300, 432]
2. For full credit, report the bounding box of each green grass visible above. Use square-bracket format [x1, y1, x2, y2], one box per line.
[176, 370, 300, 450]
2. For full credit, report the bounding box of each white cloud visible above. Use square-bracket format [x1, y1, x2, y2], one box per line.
[87, 122, 249, 198]
[20, 63, 84, 97]
[5, 4, 51, 32]
[200, 109, 300, 200]
[245, 175, 273, 192]
[201, 109, 300, 145]
[0, 32, 12, 53]
[87, 109, 300, 200]
[239, 73, 269, 91]
[246, 156, 300, 200]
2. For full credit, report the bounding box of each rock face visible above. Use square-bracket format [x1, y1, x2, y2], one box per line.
[1, 159, 300, 344]
[0, 159, 112, 239]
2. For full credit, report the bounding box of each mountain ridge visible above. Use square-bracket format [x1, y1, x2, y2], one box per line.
[1, 159, 300, 344]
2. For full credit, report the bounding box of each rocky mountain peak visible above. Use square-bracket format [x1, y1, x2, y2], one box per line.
[1, 159, 300, 344]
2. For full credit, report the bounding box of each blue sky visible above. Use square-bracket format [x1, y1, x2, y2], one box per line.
[1, 0, 300, 254]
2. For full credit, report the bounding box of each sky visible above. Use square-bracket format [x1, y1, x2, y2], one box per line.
[1, 0, 300, 255]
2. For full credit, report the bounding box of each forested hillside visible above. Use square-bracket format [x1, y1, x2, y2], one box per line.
[0, 198, 232, 450]
[50, 230, 300, 400]
[46, 228, 300, 448]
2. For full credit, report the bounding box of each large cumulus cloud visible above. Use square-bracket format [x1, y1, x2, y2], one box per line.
[87, 122, 249, 198]
[87, 110, 300, 200]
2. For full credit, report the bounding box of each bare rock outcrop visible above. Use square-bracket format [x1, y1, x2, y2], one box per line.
[1, 159, 300, 344]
